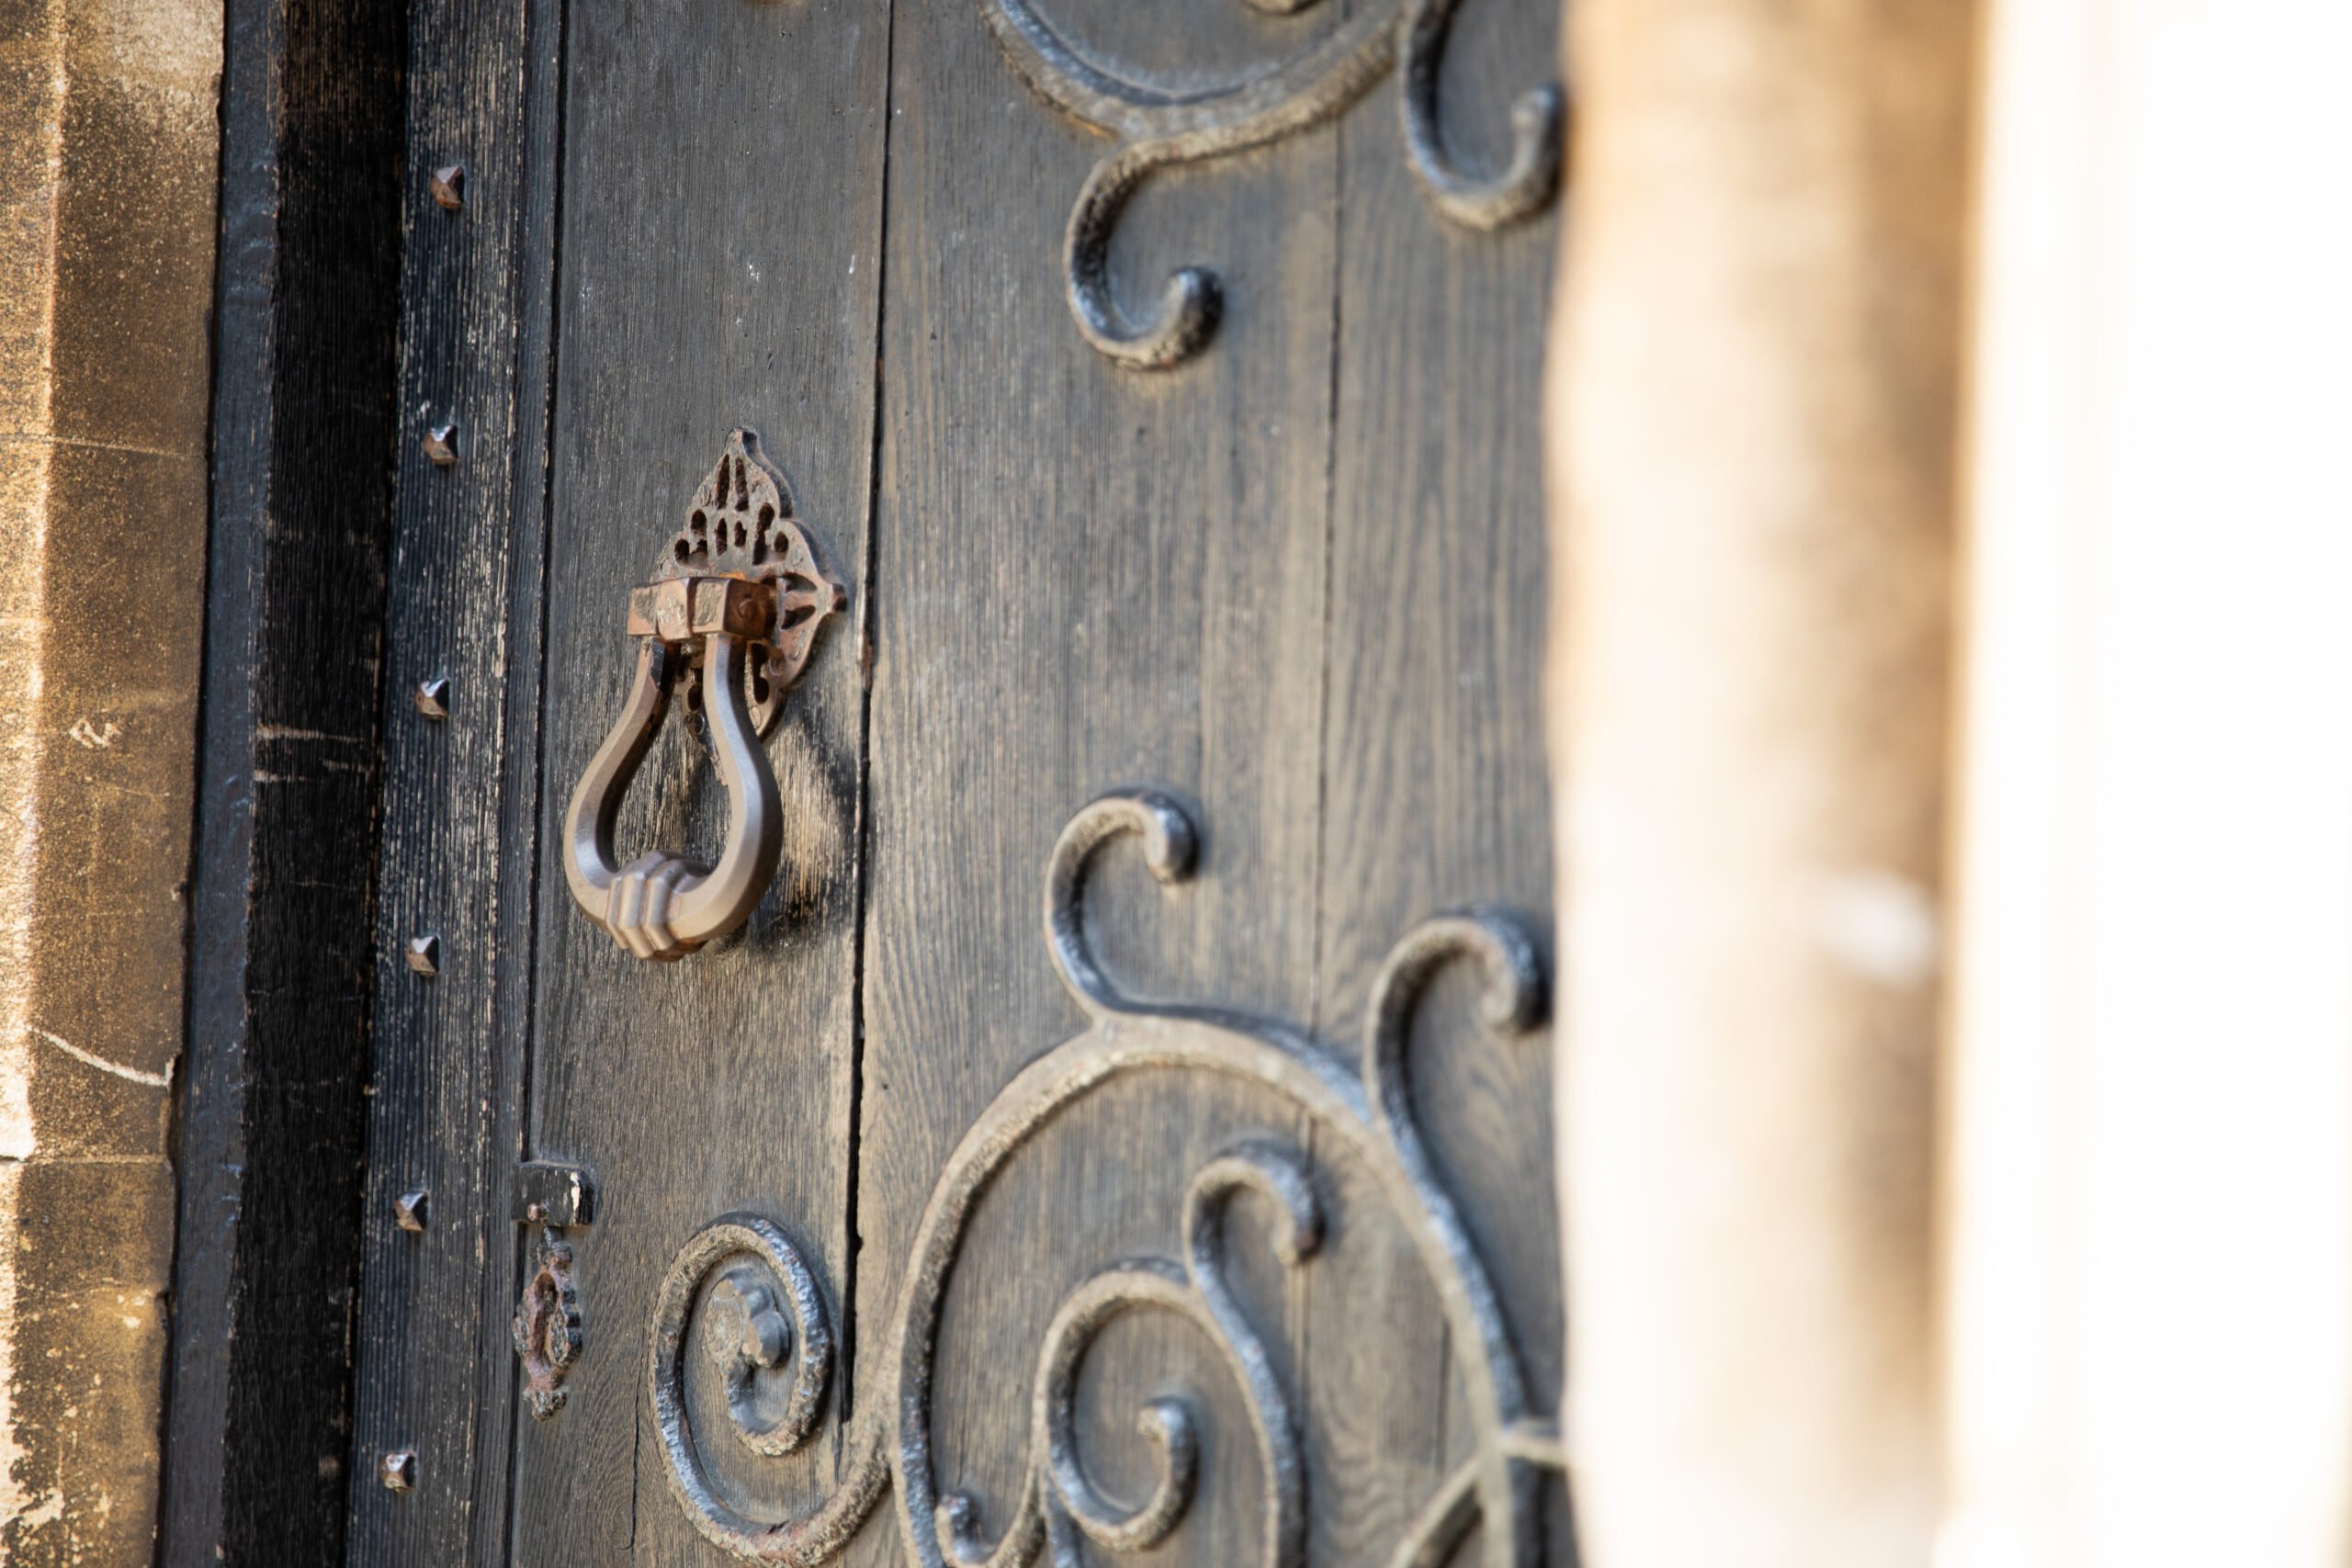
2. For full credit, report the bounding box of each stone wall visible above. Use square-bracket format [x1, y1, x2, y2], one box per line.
[0, 0, 220, 1559]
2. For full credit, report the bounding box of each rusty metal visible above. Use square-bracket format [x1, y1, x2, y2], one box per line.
[378, 1450, 417, 1492]
[413, 676, 450, 718]
[402, 933, 439, 976]
[978, 0, 1563, 368]
[422, 422, 458, 466]
[561, 430, 844, 961]
[513, 1229, 582, 1421]
[392, 1190, 428, 1233]
[656, 427, 847, 732]
[510, 1161, 595, 1228]
[650, 793, 1566, 1568]
[428, 164, 465, 210]
[652, 1213, 834, 1505]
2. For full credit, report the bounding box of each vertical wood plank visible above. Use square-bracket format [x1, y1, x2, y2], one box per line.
[853, 6, 1339, 1567]
[1315, 0, 1565, 1562]
[344, 0, 561, 1561]
[507, 1, 889, 1561]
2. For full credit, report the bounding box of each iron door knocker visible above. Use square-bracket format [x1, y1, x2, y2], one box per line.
[562, 429, 845, 961]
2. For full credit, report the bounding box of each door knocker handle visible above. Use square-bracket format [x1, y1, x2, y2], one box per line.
[562, 430, 845, 961]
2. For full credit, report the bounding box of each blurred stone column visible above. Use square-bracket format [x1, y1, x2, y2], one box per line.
[1544, 2, 1973, 1563]
[0, 0, 220, 1559]
[1940, 4, 2352, 1565]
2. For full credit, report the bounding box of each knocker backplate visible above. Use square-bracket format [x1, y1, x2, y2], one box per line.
[650, 428, 847, 736]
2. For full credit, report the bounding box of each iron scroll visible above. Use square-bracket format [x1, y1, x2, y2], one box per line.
[648, 792, 1567, 1568]
[980, 0, 1565, 368]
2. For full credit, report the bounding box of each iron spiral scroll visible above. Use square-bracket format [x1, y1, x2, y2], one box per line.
[980, 0, 1566, 368]
[650, 790, 1567, 1568]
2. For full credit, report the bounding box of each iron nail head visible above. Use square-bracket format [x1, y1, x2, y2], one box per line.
[379, 1450, 417, 1492]
[429, 164, 465, 210]
[405, 933, 441, 976]
[423, 422, 458, 467]
[393, 1190, 429, 1232]
[414, 676, 451, 718]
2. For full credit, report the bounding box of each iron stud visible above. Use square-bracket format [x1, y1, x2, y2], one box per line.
[413, 676, 451, 718]
[405, 933, 440, 976]
[379, 1450, 417, 1492]
[422, 422, 458, 467]
[393, 1190, 429, 1232]
[705, 1269, 791, 1371]
[429, 164, 465, 210]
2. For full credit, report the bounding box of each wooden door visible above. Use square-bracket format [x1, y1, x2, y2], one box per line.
[343, 3, 1565, 1566]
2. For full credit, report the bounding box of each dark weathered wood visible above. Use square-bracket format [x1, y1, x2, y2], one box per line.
[327, 1, 1566, 1563]
[342, 0, 563, 1562]
[503, 1, 890, 1561]
[1313, 0, 1567, 1562]
[851, 6, 1338, 1568]
[166, 1, 405, 1562]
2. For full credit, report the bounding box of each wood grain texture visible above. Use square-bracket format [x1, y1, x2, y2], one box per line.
[506, 1, 888, 1562]
[852, 4, 1335, 1567]
[331, 1, 1563, 1563]
[343, 0, 563, 1562]
[1315, 2, 1566, 1562]
[167, 1, 405, 1562]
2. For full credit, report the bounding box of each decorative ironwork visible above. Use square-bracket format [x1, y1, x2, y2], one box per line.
[1399, 0, 1564, 230]
[659, 429, 846, 736]
[561, 430, 846, 961]
[655, 1216, 836, 1468]
[979, 0, 1564, 369]
[650, 790, 1566, 1567]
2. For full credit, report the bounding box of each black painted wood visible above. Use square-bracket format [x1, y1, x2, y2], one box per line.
[167, 2, 405, 1562]
[341, 0, 566, 1562]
